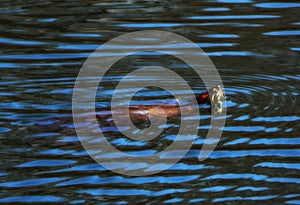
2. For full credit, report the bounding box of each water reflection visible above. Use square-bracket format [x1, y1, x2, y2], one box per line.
[187, 14, 280, 20]
[264, 30, 300, 36]
[254, 3, 300, 9]
[0, 196, 67, 203]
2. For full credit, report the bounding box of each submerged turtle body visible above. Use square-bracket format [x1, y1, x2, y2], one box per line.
[30, 85, 224, 134]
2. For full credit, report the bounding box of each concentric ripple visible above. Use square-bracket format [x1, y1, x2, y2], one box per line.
[225, 74, 299, 115]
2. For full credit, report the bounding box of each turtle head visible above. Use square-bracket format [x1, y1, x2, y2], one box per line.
[209, 84, 224, 115]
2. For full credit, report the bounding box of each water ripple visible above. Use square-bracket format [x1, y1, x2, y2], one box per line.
[212, 195, 277, 203]
[254, 3, 300, 9]
[255, 162, 300, 171]
[0, 196, 66, 203]
[0, 37, 47, 46]
[78, 188, 190, 197]
[16, 159, 77, 168]
[55, 175, 199, 186]
[264, 30, 300, 36]
[0, 177, 66, 188]
[187, 15, 280, 20]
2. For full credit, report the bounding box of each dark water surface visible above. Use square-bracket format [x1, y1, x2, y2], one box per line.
[1, 0, 300, 204]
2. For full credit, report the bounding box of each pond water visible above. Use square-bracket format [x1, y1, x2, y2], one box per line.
[1, 0, 299, 204]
